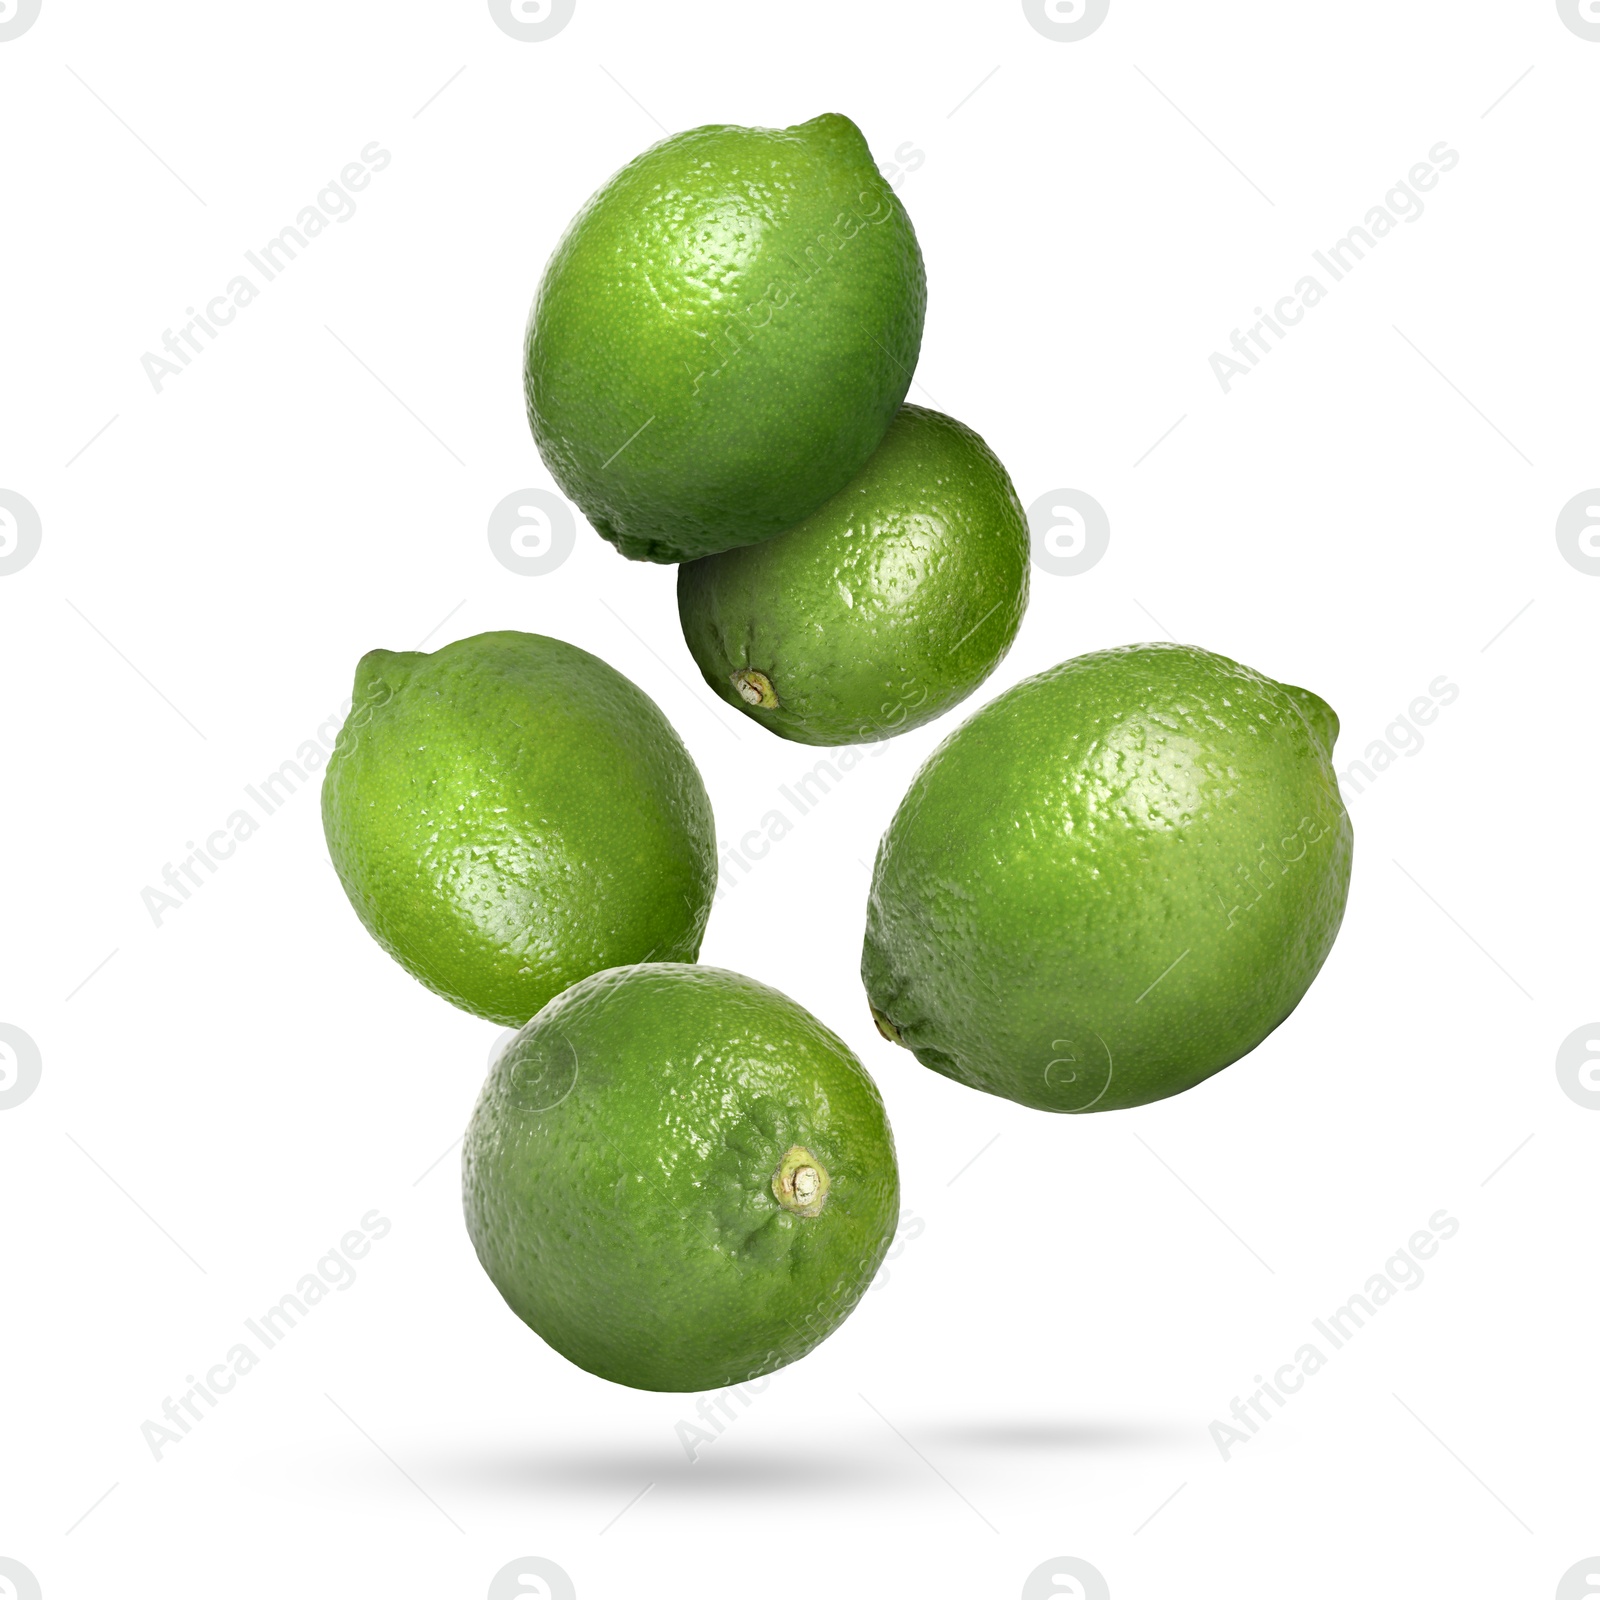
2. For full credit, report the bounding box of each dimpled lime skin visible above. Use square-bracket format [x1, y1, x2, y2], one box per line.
[862, 644, 1354, 1112]
[524, 113, 926, 564]
[462, 964, 900, 1392]
[677, 405, 1030, 745]
[321, 632, 716, 1028]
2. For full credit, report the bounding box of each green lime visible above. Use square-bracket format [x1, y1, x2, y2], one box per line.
[321, 632, 716, 1027]
[524, 113, 926, 564]
[862, 643, 1353, 1111]
[677, 404, 1030, 745]
[462, 963, 900, 1391]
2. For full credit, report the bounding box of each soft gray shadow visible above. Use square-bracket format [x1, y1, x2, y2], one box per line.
[423, 1440, 919, 1498]
[418, 1416, 1191, 1501]
[917, 1418, 1192, 1452]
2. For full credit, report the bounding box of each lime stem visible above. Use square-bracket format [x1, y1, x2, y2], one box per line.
[732, 669, 779, 710]
[772, 1144, 829, 1216]
[870, 1006, 904, 1046]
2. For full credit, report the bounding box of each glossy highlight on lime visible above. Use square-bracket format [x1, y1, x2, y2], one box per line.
[863, 643, 1354, 1111]
[321, 631, 716, 1027]
[678, 404, 1030, 745]
[524, 113, 926, 563]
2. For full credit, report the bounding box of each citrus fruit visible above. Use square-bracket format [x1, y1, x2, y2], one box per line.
[862, 643, 1353, 1111]
[321, 632, 716, 1027]
[462, 963, 900, 1391]
[524, 113, 926, 564]
[677, 404, 1030, 745]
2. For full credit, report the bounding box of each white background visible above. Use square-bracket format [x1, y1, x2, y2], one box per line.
[3, 2, 1596, 1596]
